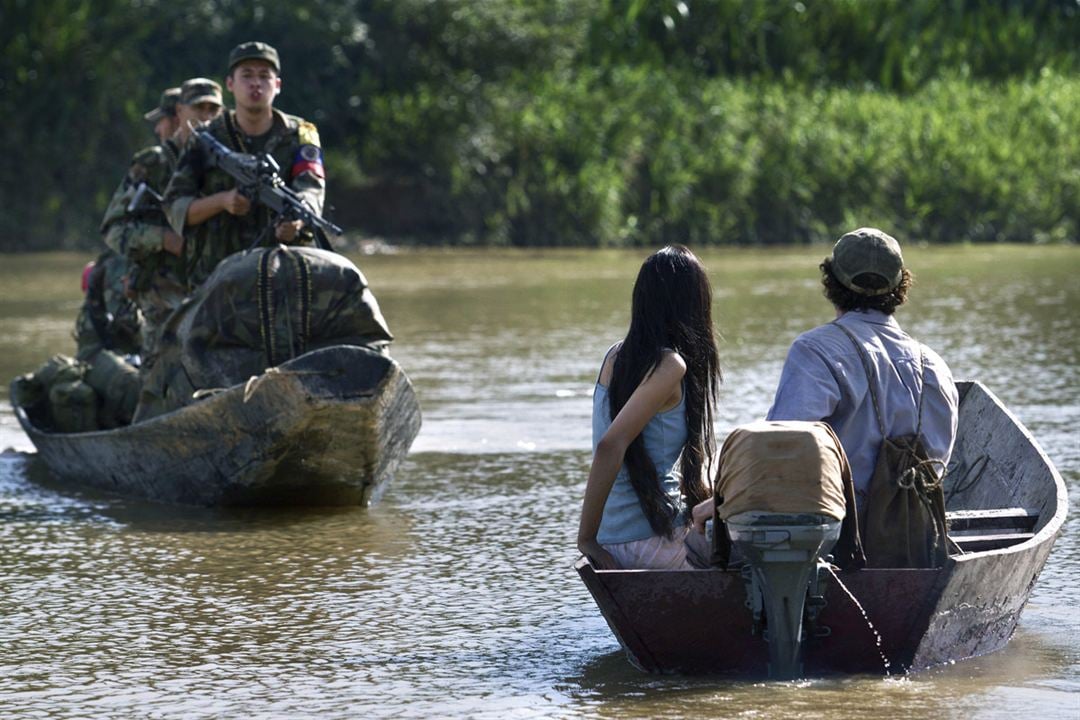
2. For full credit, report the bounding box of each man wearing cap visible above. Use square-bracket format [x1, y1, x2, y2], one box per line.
[162, 41, 327, 291]
[174, 77, 225, 146]
[145, 87, 182, 144]
[101, 79, 225, 423]
[85, 86, 183, 364]
[101, 86, 186, 266]
[763, 227, 959, 513]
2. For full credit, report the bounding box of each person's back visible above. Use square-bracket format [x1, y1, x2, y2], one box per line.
[591, 345, 687, 547]
[577, 246, 722, 571]
[768, 308, 956, 504]
[764, 228, 958, 566]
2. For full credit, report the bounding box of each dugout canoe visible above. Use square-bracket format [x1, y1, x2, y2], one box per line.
[11, 345, 421, 506]
[576, 381, 1067, 676]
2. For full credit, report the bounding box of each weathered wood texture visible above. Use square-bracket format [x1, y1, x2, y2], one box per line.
[576, 382, 1067, 676]
[911, 381, 1068, 668]
[13, 345, 422, 506]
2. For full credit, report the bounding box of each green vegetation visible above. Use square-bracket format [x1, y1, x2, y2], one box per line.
[2, 0, 1078, 250]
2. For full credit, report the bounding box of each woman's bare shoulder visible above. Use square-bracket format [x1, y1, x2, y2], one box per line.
[597, 341, 622, 386]
[657, 348, 687, 376]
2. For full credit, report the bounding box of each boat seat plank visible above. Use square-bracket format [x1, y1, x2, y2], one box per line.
[952, 531, 1035, 553]
[945, 508, 1038, 532]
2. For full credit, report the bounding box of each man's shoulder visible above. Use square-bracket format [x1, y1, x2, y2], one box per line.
[131, 144, 166, 168]
[791, 322, 845, 350]
[275, 110, 321, 147]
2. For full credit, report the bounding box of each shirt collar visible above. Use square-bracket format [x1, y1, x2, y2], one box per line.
[839, 309, 899, 329]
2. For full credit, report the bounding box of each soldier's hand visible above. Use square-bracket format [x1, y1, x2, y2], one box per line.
[163, 228, 185, 257]
[221, 189, 251, 216]
[275, 219, 304, 243]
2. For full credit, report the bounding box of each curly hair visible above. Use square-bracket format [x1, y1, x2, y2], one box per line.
[820, 258, 912, 314]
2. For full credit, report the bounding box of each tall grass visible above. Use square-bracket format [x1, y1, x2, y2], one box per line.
[394, 71, 1079, 245]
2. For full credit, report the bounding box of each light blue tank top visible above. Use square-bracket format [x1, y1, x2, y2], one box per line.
[592, 374, 688, 544]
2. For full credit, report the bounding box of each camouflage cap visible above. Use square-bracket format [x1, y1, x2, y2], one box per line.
[180, 77, 223, 106]
[830, 227, 905, 296]
[143, 87, 181, 123]
[228, 41, 280, 73]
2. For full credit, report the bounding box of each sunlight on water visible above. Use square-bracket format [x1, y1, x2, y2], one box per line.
[0, 246, 1077, 718]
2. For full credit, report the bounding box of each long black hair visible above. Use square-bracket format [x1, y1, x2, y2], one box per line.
[608, 245, 722, 537]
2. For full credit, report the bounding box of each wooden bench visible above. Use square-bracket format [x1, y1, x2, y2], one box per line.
[946, 508, 1039, 553]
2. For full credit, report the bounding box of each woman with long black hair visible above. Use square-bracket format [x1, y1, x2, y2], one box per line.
[577, 245, 722, 570]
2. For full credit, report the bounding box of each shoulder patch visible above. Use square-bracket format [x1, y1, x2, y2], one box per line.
[291, 144, 325, 180]
[297, 121, 321, 148]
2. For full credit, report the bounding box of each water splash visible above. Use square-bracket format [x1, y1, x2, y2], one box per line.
[823, 565, 900, 677]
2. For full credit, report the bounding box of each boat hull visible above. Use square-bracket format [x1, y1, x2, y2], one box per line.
[576, 382, 1067, 676]
[13, 345, 421, 506]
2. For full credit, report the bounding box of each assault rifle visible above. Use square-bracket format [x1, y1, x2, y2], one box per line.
[194, 128, 342, 251]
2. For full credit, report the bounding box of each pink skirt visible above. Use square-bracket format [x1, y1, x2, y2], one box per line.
[602, 525, 711, 570]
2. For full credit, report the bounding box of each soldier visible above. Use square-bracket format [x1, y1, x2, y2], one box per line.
[72, 252, 141, 362]
[163, 41, 327, 291]
[76, 87, 182, 362]
[100, 86, 185, 288]
[174, 77, 225, 146]
[145, 86, 182, 144]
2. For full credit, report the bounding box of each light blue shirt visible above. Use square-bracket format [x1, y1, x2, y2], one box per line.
[592, 381, 688, 544]
[766, 310, 958, 500]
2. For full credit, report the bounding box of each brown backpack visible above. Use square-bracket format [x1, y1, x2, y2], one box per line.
[834, 322, 949, 569]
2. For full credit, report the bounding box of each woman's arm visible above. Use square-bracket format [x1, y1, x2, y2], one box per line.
[577, 352, 686, 569]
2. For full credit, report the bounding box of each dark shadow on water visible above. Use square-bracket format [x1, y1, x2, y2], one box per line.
[1, 447, 378, 534]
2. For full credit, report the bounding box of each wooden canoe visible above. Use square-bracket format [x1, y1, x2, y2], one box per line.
[11, 345, 421, 506]
[576, 381, 1067, 676]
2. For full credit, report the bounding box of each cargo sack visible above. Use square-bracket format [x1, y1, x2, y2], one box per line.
[83, 349, 140, 428]
[14, 355, 96, 431]
[834, 322, 948, 569]
[48, 380, 99, 434]
[141, 245, 393, 419]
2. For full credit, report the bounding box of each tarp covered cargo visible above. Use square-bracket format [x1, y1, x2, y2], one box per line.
[143, 245, 393, 419]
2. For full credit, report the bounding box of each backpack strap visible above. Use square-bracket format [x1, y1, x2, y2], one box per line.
[832, 320, 928, 441]
[832, 322, 887, 436]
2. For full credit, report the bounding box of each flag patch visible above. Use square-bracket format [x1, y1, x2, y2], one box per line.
[292, 144, 325, 179]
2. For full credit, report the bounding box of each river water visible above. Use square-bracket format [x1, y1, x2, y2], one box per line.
[0, 246, 1076, 718]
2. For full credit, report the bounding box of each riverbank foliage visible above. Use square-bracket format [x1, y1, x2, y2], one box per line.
[2, 0, 1078, 250]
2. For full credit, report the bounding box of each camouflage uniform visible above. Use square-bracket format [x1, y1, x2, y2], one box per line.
[73, 249, 142, 361]
[163, 107, 326, 291]
[100, 136, 187, 363]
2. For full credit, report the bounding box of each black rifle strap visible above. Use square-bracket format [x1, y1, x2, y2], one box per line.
[224, 111, 247, 153]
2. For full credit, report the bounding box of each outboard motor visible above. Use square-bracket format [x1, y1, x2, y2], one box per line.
[715, 421, 851, 680]
[727, 511, 840, 679]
